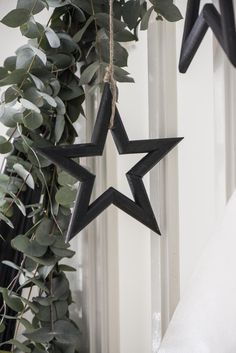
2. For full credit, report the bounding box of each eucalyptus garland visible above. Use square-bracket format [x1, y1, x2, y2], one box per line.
[0, 0, 181, 352]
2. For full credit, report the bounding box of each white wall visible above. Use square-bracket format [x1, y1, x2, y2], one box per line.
[116, 33, 152, 353]
[175, 0, 227, 294]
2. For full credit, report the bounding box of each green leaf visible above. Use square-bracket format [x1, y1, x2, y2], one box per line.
[1, 9, 30, 28]
[58, 171, 77, 186]
[95, 13, 126, 33]
[51, 247, 75, 258]
[141, 6, 154, 30]
[55, 115, 65, 143]
[11, 234, 47, 257]
[29, 74, 45, 91]
[99, 40, 128, 67]
[23, 110, 43, 130]
[55, 186, 76, 207]
[40, 92, 57, 107]
[35, 218, 57, 246]
[0, 67, 8, 80]
[69, 0, 93, 13]
[21, 297, 39, 313]
[0, 323, 5, 334]
[48, 53, 74, 71]
[0, 213, 14, 229]
[54, 320, 80, 344]
[73, 16, 93, 42]
[58, 264, 76, 272]
[0, 288, 24, 312]
[20, 98, 41, 113]
[79, 61, 100, 85]
[0, 136, 13, 154]
[23, 327, 54, 343]
[19, 318, 35, 330]
[13, 163, 35, 189]
[45, 27, 61, 48]
[7, 339, 31, 353]
[114, 29, 135, 42]
[22, 278, 49, 292]
[113, 66, 134, 83]
[2, 260, 24, 272]
[21, 20, 44, 39]
[16, 46, 35, 70]
[9, 192, 26, 215]
[47, 0, 68, 8]
[4, 56, 16, 71]
[4, 86, 21, 103]
[0, 69, 27, 87]
[122, 0, 141, 29]
[152, 0, 182, 22]
[17, 0, 46, 15]
[0, 106, 22, 128]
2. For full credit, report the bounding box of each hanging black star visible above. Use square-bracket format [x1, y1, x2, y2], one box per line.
[37, 84, 182, 241]
[179, 0, 236, 73]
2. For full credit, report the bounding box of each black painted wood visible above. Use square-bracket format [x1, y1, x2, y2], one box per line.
[179, 0, 236, 73]
[37, 84, 183, 241]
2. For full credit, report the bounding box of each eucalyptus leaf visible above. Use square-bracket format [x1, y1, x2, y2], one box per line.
[4, 86, 21, 103]
[51, 247, 75, 258]
[11, 234, 48, 257]
[0, 323, 5, 334]
[58, 171, 77, 186]
[4, 56, 17, 71]
[58, 264, 76, 272]
[99, 39, 128, 67]
[79, 61, 100, 85]
[55, 186, 76, 207]
[96, 13, 126, 33]
[54, 320, 80, 344]
[0, 69, 27, 87]
[0, 67, 8, 80]
[17, 0, 46, 15]
[2, 260, 24, 272]
[21, 297, 39, 313]
[45, 27, 61, 48]
[0, 213, 14, 229]
[23, 110, 43, 130]
[20, 98, 41, 113]
[1, 9, 30, 28]
[152, 0, 182, 21]
[13, 163, 35, 189]
[0, 287, 24, 312]
[141, 6, 154, 30]
[20, 20, 44, 38]
[23, 327, 54, 343]
[0, 136, 13, 154]
[9, 191, 26, 215]
[122, 0, 141, 29]
[55, 115, 65, 143]
[35, 218, 57, 246]
[73, 16, 93, 42]
[7, 339, 30, 353]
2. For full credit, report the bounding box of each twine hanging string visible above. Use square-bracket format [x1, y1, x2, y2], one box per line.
[104, 0, 117, 129]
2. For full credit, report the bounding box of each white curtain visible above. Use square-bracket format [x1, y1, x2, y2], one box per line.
[158, 190, 236, 353]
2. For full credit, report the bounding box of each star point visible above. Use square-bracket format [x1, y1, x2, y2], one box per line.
[179, 0, 236, 73]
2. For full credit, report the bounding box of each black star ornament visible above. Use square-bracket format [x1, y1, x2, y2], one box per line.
[37, 84, 183, 241]
[179, 0, 236, 73]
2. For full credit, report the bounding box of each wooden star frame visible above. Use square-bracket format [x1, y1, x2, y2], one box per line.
[37, 84, 182, 241]
[179, 0, 236, 73]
